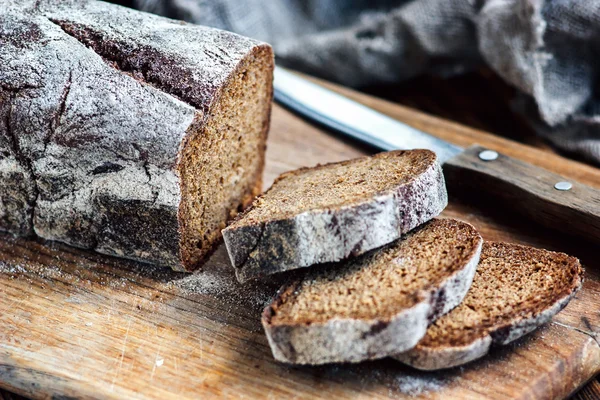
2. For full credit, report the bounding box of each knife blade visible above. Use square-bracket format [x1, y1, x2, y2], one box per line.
[273, 67, 600, 244]
[274, 67, 462, 163]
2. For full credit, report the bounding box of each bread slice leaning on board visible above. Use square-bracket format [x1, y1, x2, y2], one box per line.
[0, 0, 273, 271]
[261, 219, 483, 365]
[395, 242, 583, 370]
[223, 150, 448, 283]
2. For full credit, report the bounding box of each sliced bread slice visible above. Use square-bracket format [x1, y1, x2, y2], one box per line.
[261, 218, 483, 365]
[395, 242, 583, 370]
[223, 150, 447, 282]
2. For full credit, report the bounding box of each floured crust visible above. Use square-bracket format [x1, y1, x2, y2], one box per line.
[394, 242, 583, 370]
[0, 1, 273, 271]
[223, 150, 448, 283]
[261, 219, 483, 365]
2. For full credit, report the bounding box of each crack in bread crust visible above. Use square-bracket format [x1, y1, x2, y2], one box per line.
[0, 2, 273, 271]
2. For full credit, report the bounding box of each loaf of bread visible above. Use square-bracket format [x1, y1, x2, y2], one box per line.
[262, 219, 483, 365]
[395, 242, 583, 370]
[223, 150, 447, 282]
[0, 1, 273, 270]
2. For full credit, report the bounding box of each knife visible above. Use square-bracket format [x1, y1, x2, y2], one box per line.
[273, 67, 600, 243]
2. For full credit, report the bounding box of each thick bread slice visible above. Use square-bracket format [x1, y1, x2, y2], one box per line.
[395, 242, 583, 370]
[223, 150, 447, 283]
[262, 219, 483, 365]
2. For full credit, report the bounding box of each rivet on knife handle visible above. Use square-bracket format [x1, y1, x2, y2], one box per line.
[444, 145, 600, 242]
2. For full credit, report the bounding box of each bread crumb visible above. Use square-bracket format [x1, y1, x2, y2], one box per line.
[166, 246, 283, 312]
[390, 374, 445, 397]
[367, 365, 450, 398]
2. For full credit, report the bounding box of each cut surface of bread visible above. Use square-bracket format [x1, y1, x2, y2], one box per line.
[223, 150, 447, 282]
[47, 4, 274, 271]
[262, 218, 483, 365]
[395, 242, 583, 370]
[177, 47, 273, 268]
[2, 1, 273, 271]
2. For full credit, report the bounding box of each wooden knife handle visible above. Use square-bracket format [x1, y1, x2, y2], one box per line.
[444, 145, 600, 243]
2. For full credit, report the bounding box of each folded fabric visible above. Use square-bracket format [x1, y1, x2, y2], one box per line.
[133, 0, 600, 165]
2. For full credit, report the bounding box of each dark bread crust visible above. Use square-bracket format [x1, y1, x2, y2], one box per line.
[395, 242, 583, 370]
[223, 150, 448, 283]
[261, 218, 483, 365]
[0, 1, 272, 271]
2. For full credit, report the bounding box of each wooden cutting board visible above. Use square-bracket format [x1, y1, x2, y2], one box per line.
[2, 77, 600, 400]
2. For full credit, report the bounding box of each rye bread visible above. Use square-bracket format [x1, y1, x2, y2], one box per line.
[395, 242, 583, 370]
[223, 150, 447, 283]
[261, 218, 483, 365]
[0, 1, 273, 271]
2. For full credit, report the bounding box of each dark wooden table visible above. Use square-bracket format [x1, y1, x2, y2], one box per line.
[1, 69, 598, 400]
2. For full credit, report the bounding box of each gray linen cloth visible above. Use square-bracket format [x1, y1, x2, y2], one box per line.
[133, 0, 600, 165]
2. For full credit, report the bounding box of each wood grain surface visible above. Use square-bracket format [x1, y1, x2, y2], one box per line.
[1, 79, 600, 399]
[575, 380, 600, 400]
[444, 144, 600, 244]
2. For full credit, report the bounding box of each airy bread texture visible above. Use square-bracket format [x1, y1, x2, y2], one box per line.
[223, 150, 448, 282]
[262, 219, 483, 365]
[395, 242, 583, 370]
